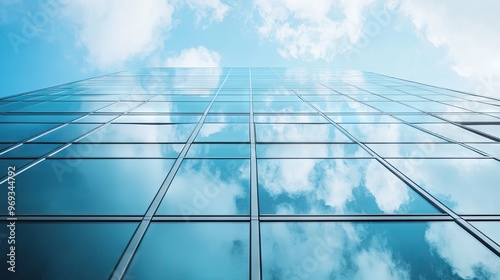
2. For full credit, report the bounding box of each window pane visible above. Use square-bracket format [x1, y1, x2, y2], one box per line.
[0, 114, 80, 123]
[0, 123, 59, 142]
[51, 143, 183, 158]
[209, 102, 250, 113]
[0, 159, 174, 215]
[254, 101, 316, 113]
[388, 158, 500, 214]
[187, 144, 250, 158]
[367, 143, 484, 158]
[0, 222, 137, 280]
[115, 114, 201, 123]
[132, 101, 210, 113]
[205, 114, 249, 123]
[261, 222, 500, 280]
[0, 144, 60, 158]
[126, 222, 249, 280]
[15, 101, 111, 112]
[80, 124, 196, 143]
[339, 123, 446, 143]
[258, 159, 438, 214]
[33, 124, 100, 142]
[257, 144, 370, 158]
[256, 124, 352, 143]
[158, 159, 250, 215]
[196, 123, 249, 142]
[415, 123, 494, 142]
[254, 114, 328, 123]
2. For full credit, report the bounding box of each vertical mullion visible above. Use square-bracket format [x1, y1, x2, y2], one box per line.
[249, 67, 262, 280]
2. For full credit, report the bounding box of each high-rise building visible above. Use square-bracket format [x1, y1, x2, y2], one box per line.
[0, 67, 499, 279]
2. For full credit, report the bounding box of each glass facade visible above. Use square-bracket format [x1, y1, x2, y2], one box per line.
[0, 67, 499, 279]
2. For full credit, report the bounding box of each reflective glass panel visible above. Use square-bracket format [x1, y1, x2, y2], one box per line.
[471, 222, 500, 245]
[14, 101, 111, 112]
[339, 123, 446, 143]
[388, 158, 500, 214]
[0, 159, 174, 215]
[467, 125, 500, 139]
[0, 144, 60, 158]
[33, 124, 100, 142]
[415, 123, 494, 142]
[158, 159, 250, 215]
[0, 222, 137, 280]
[257, 144, 370, 158]
[51, 143, 183, 158]
[79, 124, 196, 143]
[126, 222, 249, 280]
[187, 144, 250, 158]
[261, 222, 500, 280]
[115, 114, 201, 123]
[0, 123, 59, 142]
[0, 114, 80, 123]
[257, 159, 438, 214]
[195, 123, 249, 142]
[256, 124, 352, 142]
[367, 143, 484, 158]
[209, 102, 250, 113]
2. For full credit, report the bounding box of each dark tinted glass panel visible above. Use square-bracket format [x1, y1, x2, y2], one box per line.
[0, 159, 32, 175]
[51, 143, 183, 158]
[0, 114, 80, 123]
[0, 123, 59, 142]
[158, 159, 250, 215]
[261, 222, 500, 280]
[0, 144, 60, 158]
[126, 222, 249, 280]
[14, 101, 111, 112]
[0, 222, 137, 280]
[257, 159, 438, 214]
[0, 159, 174, 215]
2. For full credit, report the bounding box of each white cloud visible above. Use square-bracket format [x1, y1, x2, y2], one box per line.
[354, 248, 410, 280]
[399, 0, 500, 96]
[364, 160, 409, 213]
[164, 46, 222, 67]
[253, 0, 375, 61]
[425, 222, 500, 279]
[186, 0, 229, 27]
[60, 0, 174, 70]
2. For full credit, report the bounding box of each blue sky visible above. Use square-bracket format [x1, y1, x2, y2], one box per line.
[1, 0, 499, 98]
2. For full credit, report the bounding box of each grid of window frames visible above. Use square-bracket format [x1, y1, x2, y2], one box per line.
[0, 67, 499, 279]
